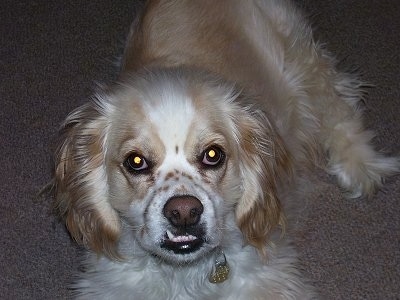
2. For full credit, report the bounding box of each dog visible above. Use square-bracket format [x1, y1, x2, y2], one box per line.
[54, 0, 399, 298]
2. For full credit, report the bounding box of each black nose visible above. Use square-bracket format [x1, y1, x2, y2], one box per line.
[163, 196, 204, 228]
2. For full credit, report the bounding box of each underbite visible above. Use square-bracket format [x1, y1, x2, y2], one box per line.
[161, 228, 205, 254]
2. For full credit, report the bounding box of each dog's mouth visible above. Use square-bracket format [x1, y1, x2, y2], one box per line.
[161, 229, 205, 254]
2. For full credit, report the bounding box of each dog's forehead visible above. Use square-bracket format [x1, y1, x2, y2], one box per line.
[145, 91, 207, 178]
[146, 92, 196, 152]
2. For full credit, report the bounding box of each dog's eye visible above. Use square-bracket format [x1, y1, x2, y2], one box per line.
[201, 146, 225, 167]
[124, 153, 149, 172]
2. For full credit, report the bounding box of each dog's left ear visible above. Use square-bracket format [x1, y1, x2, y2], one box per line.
[235, 109, 292, 256]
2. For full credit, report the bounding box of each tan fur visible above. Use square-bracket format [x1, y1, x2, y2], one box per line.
[234, 109, 292, 254]
[55, 103, 121, 259]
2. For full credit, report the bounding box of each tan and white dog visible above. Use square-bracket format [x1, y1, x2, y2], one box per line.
[54, 0, 399, 299]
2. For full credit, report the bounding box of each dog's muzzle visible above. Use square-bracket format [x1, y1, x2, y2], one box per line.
[161, 195, 205, 254]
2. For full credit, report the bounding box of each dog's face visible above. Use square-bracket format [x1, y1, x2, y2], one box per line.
[106, 71, 243, 263]
[55, 68, 291, 262]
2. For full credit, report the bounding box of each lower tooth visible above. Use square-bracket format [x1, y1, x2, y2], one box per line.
[166, 232, 197, 242]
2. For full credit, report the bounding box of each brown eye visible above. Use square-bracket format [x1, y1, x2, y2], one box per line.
[201, 146, 225, 167]
[124, 153, 149, 172]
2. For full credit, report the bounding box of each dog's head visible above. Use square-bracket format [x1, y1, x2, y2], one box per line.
[54, 68, 291, 263]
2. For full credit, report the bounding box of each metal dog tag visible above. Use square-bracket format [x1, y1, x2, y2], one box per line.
[209, 250, 230, 284]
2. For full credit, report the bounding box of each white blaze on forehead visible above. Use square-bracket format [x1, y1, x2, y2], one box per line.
[145, 86, 196, 170]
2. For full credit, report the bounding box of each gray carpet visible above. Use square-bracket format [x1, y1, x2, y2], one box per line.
[1, 0, 399, 299]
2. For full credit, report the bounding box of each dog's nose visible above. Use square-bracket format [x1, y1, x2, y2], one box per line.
[163, 196, 204, 227]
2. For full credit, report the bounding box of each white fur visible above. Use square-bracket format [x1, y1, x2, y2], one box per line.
[75, 222, 313, 300]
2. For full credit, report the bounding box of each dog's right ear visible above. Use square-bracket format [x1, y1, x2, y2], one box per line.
[54, 101, 121, 259]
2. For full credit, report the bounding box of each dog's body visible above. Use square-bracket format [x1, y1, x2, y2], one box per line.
[55, 0, 399, 299]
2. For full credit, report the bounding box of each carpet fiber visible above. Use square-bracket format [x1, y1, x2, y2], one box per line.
[1, 0, 399, 299]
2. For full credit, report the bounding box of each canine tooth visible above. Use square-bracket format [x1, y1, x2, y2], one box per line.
[166, 230, 174, 240]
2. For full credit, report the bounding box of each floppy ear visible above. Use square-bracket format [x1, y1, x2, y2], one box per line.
[235, 109, 292, 256]
[54, 101, 121, 259]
